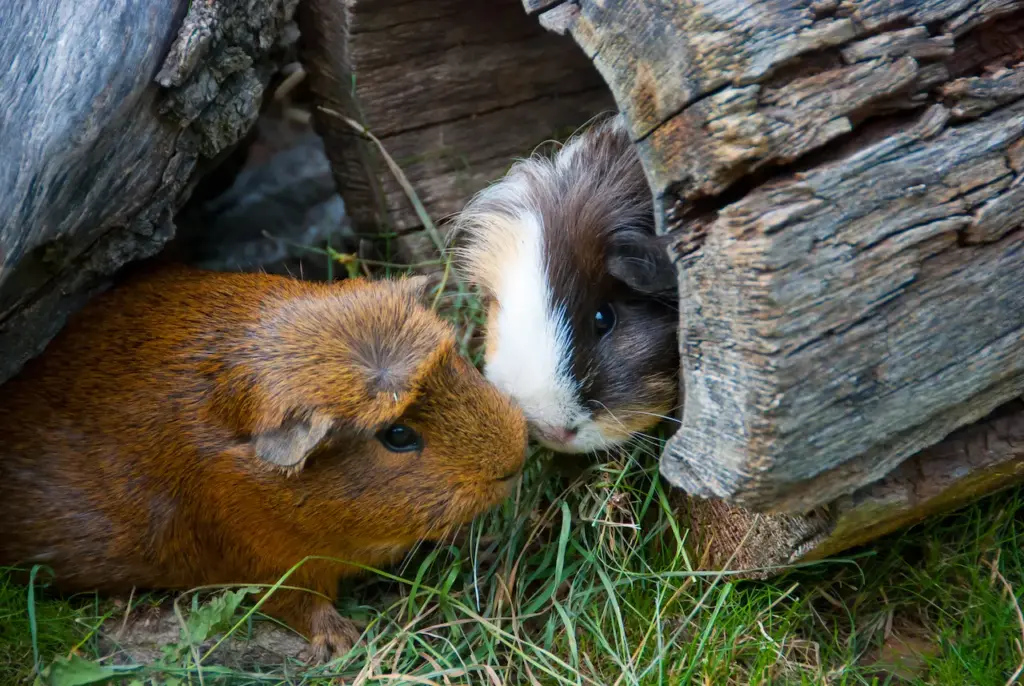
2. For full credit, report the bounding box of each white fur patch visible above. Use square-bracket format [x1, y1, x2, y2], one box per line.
[450, 122, 640, 453]
[481, 212, 587, 435]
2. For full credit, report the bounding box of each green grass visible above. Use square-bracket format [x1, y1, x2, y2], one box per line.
[3, 450, 1024, 685]
[4, 200, 1024, 682]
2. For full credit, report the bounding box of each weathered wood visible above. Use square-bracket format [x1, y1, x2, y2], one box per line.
[533, 0, 1024, 513]
[523, 0, 570, 15]
[683, 398, 1024, 573]
[0, 0, 295, 386]
[333, 0, 615, 263]
[666, 98, 1024, 513]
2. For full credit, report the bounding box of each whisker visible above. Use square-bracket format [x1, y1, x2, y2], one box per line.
[627, 433, 664, 452]
[589, 399, 630, 433]
[614, 409, 683, 425]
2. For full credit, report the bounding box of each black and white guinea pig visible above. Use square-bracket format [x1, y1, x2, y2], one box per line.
[451, 114, 680, 454]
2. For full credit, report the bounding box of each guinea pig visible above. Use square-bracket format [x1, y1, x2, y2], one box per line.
[451, 114, 679, 454]
[0, 266, 527, 662]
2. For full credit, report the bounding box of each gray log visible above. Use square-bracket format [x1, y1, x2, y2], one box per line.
[0, 0, 296, 385]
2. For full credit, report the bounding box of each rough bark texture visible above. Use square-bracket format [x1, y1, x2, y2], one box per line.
[0, 0, 296, 386]
[682, 398, 1024, 575]
[667, 96, 1024, 514]
[333, 0, 616, 264]
[531, 0, 1024, 515]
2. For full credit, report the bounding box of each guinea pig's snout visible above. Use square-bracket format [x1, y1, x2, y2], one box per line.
[532, 423, 581, 452]
[536, 425, 577, 444]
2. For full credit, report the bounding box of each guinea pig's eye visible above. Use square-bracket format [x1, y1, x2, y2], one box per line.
[594, 303, 616, 337]
[377, 424, 423, 453]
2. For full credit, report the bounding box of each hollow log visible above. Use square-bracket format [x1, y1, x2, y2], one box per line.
[0, 0, 297, 386]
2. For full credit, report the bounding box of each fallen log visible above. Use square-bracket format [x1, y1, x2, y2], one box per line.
[523, 0, 1024, 517]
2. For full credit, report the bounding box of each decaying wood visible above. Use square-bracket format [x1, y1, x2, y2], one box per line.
[530, 0, 1024, 515]
[331, 0, 615, 264]
[683, 398, 1024, 573]
[0, 0, 296, 386]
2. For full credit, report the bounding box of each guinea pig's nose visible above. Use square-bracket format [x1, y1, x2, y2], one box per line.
[536, 425, 577, 445]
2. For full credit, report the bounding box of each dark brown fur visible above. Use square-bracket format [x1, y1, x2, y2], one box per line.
[455, 114, 679, 446]
[0, 266, 527, 660]
[537, 118, 679, 424]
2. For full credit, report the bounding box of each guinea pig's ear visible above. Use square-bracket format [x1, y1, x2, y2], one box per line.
[607, 230, 678, 296]
[251, 412, 334, 475]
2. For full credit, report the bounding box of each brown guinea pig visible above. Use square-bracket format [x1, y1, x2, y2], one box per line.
[452, 113, 679, 454]
[0, 266, 527, 661]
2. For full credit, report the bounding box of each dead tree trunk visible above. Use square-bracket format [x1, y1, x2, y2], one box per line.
[0, 0, 297, 386]
[519, 0, 1024, 568]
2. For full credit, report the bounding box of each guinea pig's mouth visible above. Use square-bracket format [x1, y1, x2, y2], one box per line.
[530, 420, 624, 454]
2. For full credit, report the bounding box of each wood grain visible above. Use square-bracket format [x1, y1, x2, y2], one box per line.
[0, 0, 294, 385]
[338, 0, 616, 263]
[683, 398, 1024, 573]
[666, 100, 1024, 512]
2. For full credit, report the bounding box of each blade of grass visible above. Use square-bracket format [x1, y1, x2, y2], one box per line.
[316, 106, 452, 310]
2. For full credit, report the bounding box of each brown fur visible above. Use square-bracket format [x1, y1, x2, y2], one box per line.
[0, 266, 527, 661]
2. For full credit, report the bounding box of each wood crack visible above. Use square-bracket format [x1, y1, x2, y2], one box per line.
[635, 81, 736, 145]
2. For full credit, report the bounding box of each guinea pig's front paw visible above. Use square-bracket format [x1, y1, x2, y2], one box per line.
[304, 601, 363, 664]
[260, 590, 363, 664]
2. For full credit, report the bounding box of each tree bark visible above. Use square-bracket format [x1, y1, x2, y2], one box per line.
[0, 0, 297, 385]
